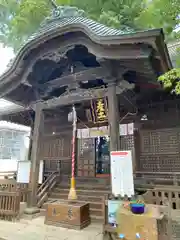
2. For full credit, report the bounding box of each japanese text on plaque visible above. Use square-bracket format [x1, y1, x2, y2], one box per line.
[91, 98, 108, 123]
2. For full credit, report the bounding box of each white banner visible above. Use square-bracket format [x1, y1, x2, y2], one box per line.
[77, 123, 134, 139]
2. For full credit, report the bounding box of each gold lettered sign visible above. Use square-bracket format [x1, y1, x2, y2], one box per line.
[91, 98, 108, 123]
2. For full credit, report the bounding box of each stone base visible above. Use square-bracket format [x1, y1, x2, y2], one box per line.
[23, 207, 40, 220]
[19, 202, 27, 217]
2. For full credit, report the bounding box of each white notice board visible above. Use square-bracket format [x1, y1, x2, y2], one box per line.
[17, 160, 44, 184]
[110, 151, 134, 197]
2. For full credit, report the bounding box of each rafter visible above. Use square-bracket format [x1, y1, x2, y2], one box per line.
[41, 85, 129, 109]
[44, 66, 110, 89]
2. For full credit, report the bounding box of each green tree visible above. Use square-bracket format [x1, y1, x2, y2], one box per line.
[158, 47, 180, 95]
[135, 0, 180, 41]
[0, 0, 179, 52]
[158, 68, 180, 94]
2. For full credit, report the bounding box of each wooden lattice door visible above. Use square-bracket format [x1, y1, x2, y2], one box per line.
[77, 138, 96, 177]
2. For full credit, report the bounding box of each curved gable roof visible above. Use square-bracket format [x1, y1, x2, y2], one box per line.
[0, 5, 172, 100]
[0, 6, 139, 85]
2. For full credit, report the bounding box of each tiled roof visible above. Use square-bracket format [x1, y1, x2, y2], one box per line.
[167, 40, 180, 57]
[27, 16, 133, 43]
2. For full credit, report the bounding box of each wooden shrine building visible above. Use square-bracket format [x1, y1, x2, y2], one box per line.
[0, 5, 176, 216]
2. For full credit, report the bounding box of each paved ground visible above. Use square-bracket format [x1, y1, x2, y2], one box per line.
[0, 217, 103, 240]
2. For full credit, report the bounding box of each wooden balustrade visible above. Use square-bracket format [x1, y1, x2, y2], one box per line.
[0, 179, 28, 202]
[37, 171, 59, 208]
[0, 191, 20, 221]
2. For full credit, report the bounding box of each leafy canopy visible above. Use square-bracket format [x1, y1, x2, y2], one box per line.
[0, 0, 179, 51]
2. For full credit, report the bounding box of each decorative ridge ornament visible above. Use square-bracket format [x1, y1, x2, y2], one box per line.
[49, 0, 58, 9]
[42, 2, 85, 26]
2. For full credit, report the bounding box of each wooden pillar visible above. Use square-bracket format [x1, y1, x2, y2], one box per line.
[27, 127, 33, 161]
[108, 81, 120, 151]
[28, 102, 44, 208]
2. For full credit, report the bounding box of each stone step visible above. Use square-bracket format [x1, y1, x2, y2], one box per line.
[91, 215, 103, 223]
[49, 188, 110, 201]
[50, 192, 104, 202]
[53, 186, 111, 196]
[56, 183, 110, 191]
[59, 176, 110, 184]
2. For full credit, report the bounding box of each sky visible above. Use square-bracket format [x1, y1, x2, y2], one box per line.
[0, 44, 14, 74]
[0, 44, 15, 110]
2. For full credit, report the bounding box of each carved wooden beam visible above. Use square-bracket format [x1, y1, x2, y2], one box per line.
[44, 66, 110, 89]
[41, 84, 130, 109]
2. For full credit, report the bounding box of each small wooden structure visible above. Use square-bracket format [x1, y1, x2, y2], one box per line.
[45, 201, 90, 230]
[0, 4, 172, 215]
[0, 179, 28, 221]
[0, 179, 28, 203]
[102, 198, 168, 240]
[0, 191, 20, 221]
[117, 205, 163, 240]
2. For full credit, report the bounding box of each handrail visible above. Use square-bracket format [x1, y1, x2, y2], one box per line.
[36, 171, 59, 208]
[37, 171, 57, 194]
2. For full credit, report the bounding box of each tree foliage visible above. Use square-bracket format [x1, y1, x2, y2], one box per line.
[158, 68, 180, 94]
[158, 47, 180, 95]
[0, 0, 179, 52]
[135, 0, 180, 41]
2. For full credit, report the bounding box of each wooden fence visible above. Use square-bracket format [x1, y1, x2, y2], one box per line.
[0, 191, 20, 221]
[0, 179, 28, 202]
[0, 179, 29, 221]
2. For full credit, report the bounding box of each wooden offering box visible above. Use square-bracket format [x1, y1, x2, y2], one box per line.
[44, 201, 90, 230]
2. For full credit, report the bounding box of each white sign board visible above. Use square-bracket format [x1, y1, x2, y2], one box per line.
[119, 124, 127, 136]
[110, 151, 134, 197]
[0, 160, 18, 172]
[17, 160, 44, 184]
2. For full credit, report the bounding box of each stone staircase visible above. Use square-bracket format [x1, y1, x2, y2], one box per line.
[42, 176, 111, 222]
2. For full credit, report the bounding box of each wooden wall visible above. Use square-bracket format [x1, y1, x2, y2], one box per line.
[38, 109, 72, 176]
[136, 101, 180, 179]
[36, 100, 180, 180]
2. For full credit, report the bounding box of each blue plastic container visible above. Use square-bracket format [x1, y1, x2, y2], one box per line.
[130, 203, 145, 214]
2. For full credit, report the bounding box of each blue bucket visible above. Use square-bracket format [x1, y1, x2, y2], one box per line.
[130, 203, 145, 214]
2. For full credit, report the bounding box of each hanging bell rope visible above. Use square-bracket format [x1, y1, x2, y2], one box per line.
[68, 105, 77, 200]
[68, 65, 78, 201]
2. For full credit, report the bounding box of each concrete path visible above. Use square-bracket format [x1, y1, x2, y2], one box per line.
[0, 217, 103, 240]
